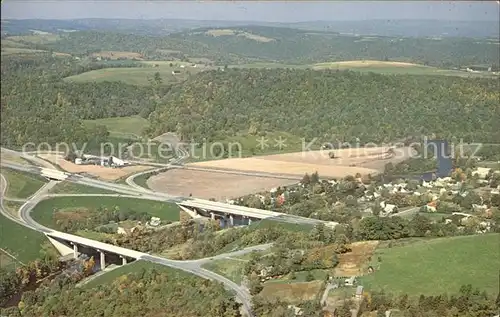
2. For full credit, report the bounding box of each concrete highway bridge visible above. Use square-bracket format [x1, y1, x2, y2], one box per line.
[2, 160, 337, 228]
[0, 147, 339, 316]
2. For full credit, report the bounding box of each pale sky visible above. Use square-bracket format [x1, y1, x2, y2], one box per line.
[2, 1, 499, 22]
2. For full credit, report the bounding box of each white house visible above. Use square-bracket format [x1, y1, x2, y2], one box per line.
[149, 217, 161, 227]
[472, 167, 491, 179]
[380, 201, 397, 214]
[424, 205, 437, 212]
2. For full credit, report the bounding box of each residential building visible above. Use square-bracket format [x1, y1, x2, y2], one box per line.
[149, 217, 161, 227]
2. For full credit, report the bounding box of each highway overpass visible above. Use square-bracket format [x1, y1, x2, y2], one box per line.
[2, 161, 335, 227]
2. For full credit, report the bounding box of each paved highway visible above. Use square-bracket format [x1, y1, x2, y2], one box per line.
[0, 172, 256, 316]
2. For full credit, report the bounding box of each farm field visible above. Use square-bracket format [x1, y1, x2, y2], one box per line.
[334, 241, 379, 277]
[187, 146, 412, 179]
[64, 62, 211, 86]
[0, 212, 48, 263]
[83, 115, 149, 139]
[360, 234, 500, 296]
[37, 153, 151, 181]
[91, 51, 144, 60]
[0, 168, 47, 199]
[31, 196, 182, 228]
[147, 169, 297, 201]
[260, 280, 324, 304]
[1, 47, 49, 55]
[232, 60, 498, 78]
[312, 60, 498, 78]
[205, 28, 275, 42]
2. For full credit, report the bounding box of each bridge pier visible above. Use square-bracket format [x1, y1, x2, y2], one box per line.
[210, 212, 215, 220]
[72, 243, 78, 259]
[248, 218, 252, 225]
[121, 256, 127, 265]
[229, 215, 234, 227]
[97, 250, 106, 271]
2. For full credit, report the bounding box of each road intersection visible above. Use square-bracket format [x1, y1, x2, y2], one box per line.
[0, 147, 261, 316]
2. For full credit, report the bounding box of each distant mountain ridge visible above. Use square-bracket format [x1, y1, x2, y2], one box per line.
[1, 18, 498, 38]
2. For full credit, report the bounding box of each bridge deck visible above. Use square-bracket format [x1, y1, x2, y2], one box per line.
[178, 198, 282, 219]
[46, 231, 145, 259]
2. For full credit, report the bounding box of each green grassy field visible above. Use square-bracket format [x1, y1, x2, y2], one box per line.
[83, 115, 149, 138]
[0, 212, 48, 263]
[48, 182, 117, 195]
[1, 168, 47, 199]
[312, 60, 498, 78]
[64, 63, 210, 86]
[1, 47, 49, 55]
[360, 234, 500, 296]
[31, 196, 181, 228]
[82, 260, 172, 289]
[235, 60, 498, 79]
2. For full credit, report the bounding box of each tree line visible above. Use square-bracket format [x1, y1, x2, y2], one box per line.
[146, 68, 500, 144]
[18, 27, 500, 67]
[1, 54, 168, 148]
[1, 263, 241, 317]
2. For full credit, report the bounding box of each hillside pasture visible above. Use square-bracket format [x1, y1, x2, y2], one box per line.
[205, 29, 275, 42]
[64, 63, 209, 85]
[312, 60, 497, 78]
[360, 234, 500, 296]
[1, 47, 49, 55]
[91, 51, 144, 60]
[187, 146, 411, 179]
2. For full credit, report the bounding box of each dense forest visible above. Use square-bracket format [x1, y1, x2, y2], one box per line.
[0, 54, 165, 147]
[146, 68, 500, 144]
[2, 53, 500, 151]
[1, 263, 241, 317]
[17, 27, 499, 67]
